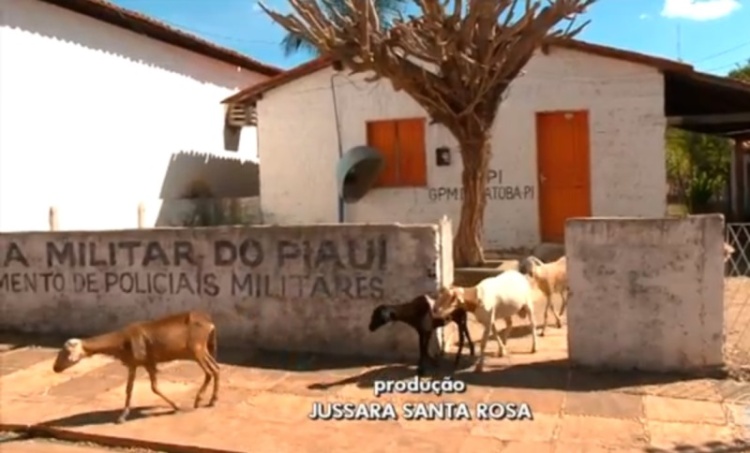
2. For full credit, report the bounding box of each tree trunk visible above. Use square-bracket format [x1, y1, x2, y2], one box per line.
[453, 138, 491, 267]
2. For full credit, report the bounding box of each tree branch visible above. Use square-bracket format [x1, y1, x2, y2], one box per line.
[259, 0, 596, 138]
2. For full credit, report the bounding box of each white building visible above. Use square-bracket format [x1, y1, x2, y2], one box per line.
[226, 40, 750, 250]
[0, 0, 281, 231]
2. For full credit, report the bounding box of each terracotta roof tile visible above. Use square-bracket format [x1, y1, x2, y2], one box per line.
[38, 0, 282, 76]
[223, 57, 333, 104]
[222, 39, 695, 105]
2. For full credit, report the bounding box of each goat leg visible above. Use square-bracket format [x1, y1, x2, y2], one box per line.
[559, 289, 569, 317]
[460, 322, 475, 357]
[453, 324, 464, 371]
[145, 365, 180, 412]
[474, 319, 492, 373]
[416, 332, 430, 376]
[425, 332, 440, 367]
[528, 303, 538, 354]
[117, 366, 137, 424]
[206, 354, 220, 406]
[491, 322, 506, 357]
[550, 296, 563, 328]
[193, 356, 214, 409]
[496, 317, 511, 357]
[541, 295, 561, 336]
[438, 327, 449, 358]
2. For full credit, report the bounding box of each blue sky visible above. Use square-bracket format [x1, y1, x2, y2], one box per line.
[111, 0, 749, 74]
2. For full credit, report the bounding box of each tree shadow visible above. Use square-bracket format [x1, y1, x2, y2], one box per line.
[455, 359, 723, 392]
[502, 324, 536, 340]
[38, 406, 176, 428]
[305, 357, 722, 394]
[644, 439, 750, 452]
[0, 331, 724, 395]
[306, 354, 480, 391]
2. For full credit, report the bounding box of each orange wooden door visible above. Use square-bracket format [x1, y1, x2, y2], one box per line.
[395, 118, 427, 186]
[536, 111, 592, 243]
[367, 120, 398, 186]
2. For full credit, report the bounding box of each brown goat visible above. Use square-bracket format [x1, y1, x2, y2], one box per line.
[521, 255, 568, 336]
[52, 311, 219, 423]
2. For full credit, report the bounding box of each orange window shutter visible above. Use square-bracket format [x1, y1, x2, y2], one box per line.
[395, 118, 427, 187]
[367, 121, 398, 187]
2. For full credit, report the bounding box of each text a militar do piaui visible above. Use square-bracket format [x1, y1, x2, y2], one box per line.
[0, 237, 389, 300]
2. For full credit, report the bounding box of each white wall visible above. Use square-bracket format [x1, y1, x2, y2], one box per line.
[0, 0, 268, 231]
[566, 215, 724, 372]
[257, 47, 667, 249]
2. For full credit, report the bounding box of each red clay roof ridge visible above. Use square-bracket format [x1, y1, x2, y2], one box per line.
[36, 0, 283, 76]
[222, 39, 696, 104]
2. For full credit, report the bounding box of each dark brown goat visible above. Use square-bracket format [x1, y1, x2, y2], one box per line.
[369, 295, 474, 376]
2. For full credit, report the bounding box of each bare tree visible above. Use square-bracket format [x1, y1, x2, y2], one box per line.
[280, 0, 408, 56]
[260, 0, 596, 266]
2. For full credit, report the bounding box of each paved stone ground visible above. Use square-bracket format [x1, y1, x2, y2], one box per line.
[3, 314, 750, 453]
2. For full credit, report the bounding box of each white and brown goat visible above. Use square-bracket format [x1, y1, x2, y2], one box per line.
[432, 270, 537, 373]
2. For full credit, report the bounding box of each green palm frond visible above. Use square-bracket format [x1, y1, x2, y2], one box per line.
[279, 0, 408, 57]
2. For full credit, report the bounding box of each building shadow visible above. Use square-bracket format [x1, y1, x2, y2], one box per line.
[502, 324, 535, 340]
[158, 150, 259, 200]
[154, 150, 260, 226]
[303, 358, 723, 394]
[305, 353, 480, 392]
[0, 332, 68, 350]
[0, 331, 727, 394]
[455, 360, 716, 392]
[0, 332, 392, 372]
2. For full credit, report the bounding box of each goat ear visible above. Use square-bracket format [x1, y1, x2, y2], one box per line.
[126, 332, 148, 361]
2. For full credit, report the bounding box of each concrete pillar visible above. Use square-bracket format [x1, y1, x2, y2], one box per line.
[48, 206, 58, 231]
[566, 215, 724, 372]
[734, 139, 745, 220]
[137, 202, 146, 229]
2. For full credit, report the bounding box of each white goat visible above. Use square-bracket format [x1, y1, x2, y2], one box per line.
[432, 270, 537, 373]
[521, 255, 568, 336]
[724, 242, 735, 264]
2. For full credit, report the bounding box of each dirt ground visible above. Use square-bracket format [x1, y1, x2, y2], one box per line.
[723, 277, 750, 379]
[0, 281, 749, 452]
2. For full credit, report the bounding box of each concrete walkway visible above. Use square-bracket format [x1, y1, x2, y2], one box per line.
[1, 329, 750, 453]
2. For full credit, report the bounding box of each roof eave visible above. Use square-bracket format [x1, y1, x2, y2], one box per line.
[36, 0, 283, 76]
[223, 40, 699, 106]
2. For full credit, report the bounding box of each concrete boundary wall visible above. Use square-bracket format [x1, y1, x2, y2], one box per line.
[565, 215, 724, 372]
[0, 221, 453, 360]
